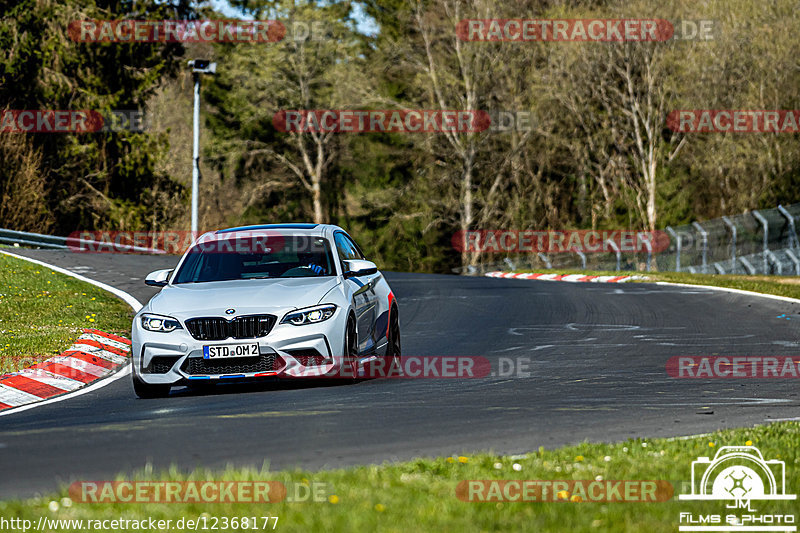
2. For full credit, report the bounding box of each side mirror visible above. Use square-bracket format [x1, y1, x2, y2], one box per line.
[343, 259, 378, 278]
[145, 269, 173, 287]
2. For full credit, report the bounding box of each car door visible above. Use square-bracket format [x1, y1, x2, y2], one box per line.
[334, 232, 379, 354]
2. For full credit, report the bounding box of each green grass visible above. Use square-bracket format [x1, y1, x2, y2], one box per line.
[520, 268, 800, 300]
[0, 252, 133, 373]
[1, 423, 798, 532]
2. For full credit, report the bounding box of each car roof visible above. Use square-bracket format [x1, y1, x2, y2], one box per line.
[196, 224, 347, 242]
[216, 223, 319, 233]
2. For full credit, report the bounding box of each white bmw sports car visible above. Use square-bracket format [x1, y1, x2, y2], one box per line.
[131, 224, 400, 398]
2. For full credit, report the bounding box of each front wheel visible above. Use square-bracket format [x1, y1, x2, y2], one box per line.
[132, 375, 171, 398]
[385, 307, 401, 375]
[341, 316, 359, 381]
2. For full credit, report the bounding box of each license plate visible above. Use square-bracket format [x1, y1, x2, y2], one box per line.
[203, 343, 260, 359]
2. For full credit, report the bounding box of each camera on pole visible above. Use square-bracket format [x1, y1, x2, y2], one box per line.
[188, 59, 217, 237]
[188, 59, 217, 75]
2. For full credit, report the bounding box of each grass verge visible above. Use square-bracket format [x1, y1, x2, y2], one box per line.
[1, 423, 798, 532]
[0, 252, 133, 373]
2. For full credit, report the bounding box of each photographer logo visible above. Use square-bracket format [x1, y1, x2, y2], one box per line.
[678, 445, 796, 531]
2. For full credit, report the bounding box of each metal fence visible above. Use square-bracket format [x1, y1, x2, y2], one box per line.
[0, 229, 163, 254]
[462, 203, 800, 276]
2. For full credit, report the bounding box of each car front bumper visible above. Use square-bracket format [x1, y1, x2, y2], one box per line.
[131, 310, 346, 385]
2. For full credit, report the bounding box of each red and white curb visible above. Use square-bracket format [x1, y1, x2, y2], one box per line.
[0, 329, 131, 412]
[485, 271, 648, 283]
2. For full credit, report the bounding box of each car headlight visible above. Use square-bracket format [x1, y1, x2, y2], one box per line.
[141, 314, 183, 333]
[281, 304, 337, 326]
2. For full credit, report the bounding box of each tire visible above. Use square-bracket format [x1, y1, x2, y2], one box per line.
[341, 315, 359, 381]
[385, 306, 401, 376]
[132, 375, 171, 398]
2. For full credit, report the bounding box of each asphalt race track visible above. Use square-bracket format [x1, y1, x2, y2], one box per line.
[1, 249, 799, 499]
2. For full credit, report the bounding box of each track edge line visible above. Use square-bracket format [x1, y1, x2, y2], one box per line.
[0, 249, 142, 416]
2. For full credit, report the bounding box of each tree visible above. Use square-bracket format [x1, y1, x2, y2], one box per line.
[206, 0, 366, 224]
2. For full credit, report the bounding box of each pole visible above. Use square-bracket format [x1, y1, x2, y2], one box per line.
[191, 73, 200, 238]
[752, 210, 768, 274]
[666, 226, 680, 271]
[692, 222, 708, 274]
[722, 216, 736, 273]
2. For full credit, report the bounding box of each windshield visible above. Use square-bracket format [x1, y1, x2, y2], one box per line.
[172, 235, 337, 284]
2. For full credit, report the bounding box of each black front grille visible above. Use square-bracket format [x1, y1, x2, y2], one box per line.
[144, 356, 180, 374]
[185, 315, 276, 341]
[182, 354, 278, 375]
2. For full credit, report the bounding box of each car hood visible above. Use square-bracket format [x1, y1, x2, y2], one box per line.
[145, 277, 341, 319]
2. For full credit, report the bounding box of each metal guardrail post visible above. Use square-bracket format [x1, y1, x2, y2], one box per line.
[605, 239, 621, 271]
[537, 252, 552, 269]
[752, 210, 769, 274]
[639, 234, 652, 272]
[786, 250, 800, 275]
[666, 226, 680, 272]
[721, 216, 737, 273]
[739, 256, 756, 275]
[777, 204, 799, 249]
[572, 249, 587, 270]
[766, 250, 782, 275]
[692, 222, 708, 274]
[503, 257, 516, 271]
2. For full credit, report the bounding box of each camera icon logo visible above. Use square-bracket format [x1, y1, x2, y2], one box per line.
[679, 446, 795, 501]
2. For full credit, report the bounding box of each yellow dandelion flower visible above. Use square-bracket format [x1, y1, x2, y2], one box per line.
[329, 495, 339, 504]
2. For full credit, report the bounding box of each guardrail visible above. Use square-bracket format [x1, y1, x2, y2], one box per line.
[456, 202, 800, 276]
[0, 229, 68, 249]
[0, 228, 165, 254]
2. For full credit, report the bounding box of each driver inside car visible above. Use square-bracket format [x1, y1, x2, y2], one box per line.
[298, 251, 325, 275]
